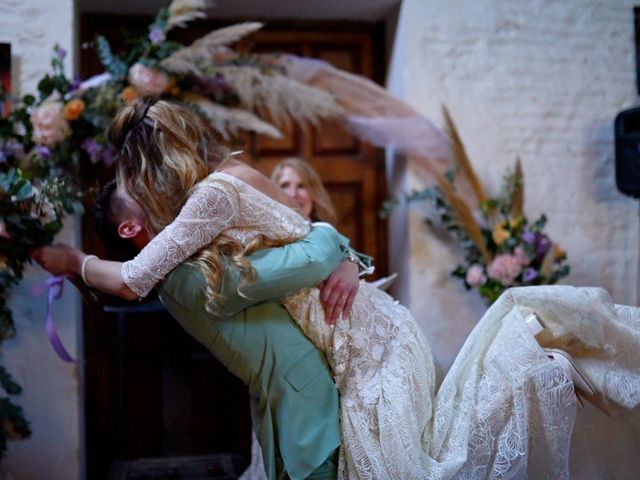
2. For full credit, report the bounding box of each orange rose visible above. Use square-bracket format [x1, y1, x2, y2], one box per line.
[64, 98, 85, 120]
[492, 222, 510, 246]
[121, 86, 138, 103]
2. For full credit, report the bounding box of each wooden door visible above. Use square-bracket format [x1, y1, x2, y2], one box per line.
[245, 30, 388, 274]
[79, 15, 387, 479]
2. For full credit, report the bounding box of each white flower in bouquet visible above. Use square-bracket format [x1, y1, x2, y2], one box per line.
[30, 100, 70, 147]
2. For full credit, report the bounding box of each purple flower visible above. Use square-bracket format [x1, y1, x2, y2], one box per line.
[522, 267, 538, 283]
[100, 145, 116, 166]
[536, 234, 552, 256]
[193, 74, 232, 99]
[82, 138, 101, 163]
[4, 140, 25, 159]
[35, 145, 51, 159]
[55, 46, 67, 59]
[149, 28, 165, 45]
[68, 75, 81, 93]
[521, 231, 536, 245]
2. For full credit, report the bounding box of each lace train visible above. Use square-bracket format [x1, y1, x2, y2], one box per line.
[283, 284, 640, 479]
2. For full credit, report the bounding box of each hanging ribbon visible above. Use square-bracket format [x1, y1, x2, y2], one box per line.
[32, 276, 75, 363]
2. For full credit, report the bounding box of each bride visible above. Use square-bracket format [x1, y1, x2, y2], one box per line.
[33, 98, 640, 479]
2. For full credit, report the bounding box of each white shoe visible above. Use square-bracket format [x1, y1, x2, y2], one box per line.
[544, 347, 597, 409]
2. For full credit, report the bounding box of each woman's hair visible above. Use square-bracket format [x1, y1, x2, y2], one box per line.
[271, 157, 337, 224]
[108, 97, 258, 309]
[109, 97, 227, 232]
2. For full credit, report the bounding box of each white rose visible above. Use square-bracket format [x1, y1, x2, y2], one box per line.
[31, 100, 70, 147]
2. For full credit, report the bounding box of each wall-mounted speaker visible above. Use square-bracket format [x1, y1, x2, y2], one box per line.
[615, 107, 640, 198]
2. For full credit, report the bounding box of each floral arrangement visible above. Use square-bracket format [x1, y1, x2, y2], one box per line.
[0, 0, 341, 456]
[403, 107, 570, 305]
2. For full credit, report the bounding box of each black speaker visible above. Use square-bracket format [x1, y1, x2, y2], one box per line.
[614, 107, 640, 198]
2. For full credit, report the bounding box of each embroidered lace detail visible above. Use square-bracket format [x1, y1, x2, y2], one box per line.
[122, 171, 310, 297]
[285, 284, 640, 480]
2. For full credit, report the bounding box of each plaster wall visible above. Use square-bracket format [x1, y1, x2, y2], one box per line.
[389, 0, 639, 370]
[0, 0, 82, 479]
[387, 1, 640, 477]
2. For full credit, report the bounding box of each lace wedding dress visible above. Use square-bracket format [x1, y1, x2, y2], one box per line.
[123, 172, 640, 479]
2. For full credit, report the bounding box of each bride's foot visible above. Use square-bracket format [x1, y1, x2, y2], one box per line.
[523, 312, 602, 411]
[544, 347, 597, 409]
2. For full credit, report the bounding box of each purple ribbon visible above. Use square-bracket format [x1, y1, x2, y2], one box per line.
[32, 276, 75, 363]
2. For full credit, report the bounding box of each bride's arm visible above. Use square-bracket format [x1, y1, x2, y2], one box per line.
[165, 225, 353, 317]
[32, 181, 240, 300]
[30, 244, 138, 299]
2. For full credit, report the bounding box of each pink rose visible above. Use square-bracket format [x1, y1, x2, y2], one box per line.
[487, 253, 521, 286]
[514, 246, 531, 266]
[128, 63, 169, 96]
[465, 264, 487, 287]
[31, 100, 70, 147]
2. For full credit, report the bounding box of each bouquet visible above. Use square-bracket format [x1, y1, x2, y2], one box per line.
[404, 107, 570, 305]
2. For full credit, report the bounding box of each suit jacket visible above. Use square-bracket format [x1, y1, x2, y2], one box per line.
[159, 226, 353, 479]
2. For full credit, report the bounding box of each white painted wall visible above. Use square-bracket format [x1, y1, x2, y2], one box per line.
[387, 0, 640, 477]
[0, 1, 82, 479]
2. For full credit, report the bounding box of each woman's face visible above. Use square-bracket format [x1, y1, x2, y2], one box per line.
[277, 166, 313, 219]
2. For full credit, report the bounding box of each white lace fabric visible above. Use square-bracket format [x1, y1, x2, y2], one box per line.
[122, 173, 640, 479]
[122, 171, 310, 297]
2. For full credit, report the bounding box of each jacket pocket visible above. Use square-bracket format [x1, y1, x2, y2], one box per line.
[284, 349, 330, 392]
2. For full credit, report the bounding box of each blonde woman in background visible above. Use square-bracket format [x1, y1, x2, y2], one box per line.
[271, 157, 337, 224]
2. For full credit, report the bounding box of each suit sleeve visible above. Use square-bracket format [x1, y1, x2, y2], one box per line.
[209, 225, 352, 317]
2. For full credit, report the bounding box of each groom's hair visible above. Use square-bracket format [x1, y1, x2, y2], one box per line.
[93, 180, 140, 260]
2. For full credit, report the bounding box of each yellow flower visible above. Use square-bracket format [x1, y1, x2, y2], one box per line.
[64, 98, 85, 120]
[492, 222, 510, 245]
[509, 215, 523, 229]
[121, 86, 138, 103]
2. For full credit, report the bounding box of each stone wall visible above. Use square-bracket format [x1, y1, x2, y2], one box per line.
[0, 1, 81, 479]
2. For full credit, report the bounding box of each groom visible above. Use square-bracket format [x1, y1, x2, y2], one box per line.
[94, 181, 361, 479]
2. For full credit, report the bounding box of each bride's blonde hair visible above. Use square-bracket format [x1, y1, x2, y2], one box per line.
[108, 98, 260, 307]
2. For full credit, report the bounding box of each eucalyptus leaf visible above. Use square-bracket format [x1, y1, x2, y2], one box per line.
[96, 36, 128, 79]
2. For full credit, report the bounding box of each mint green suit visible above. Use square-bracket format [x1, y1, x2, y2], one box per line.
[158, 226, 352, 479]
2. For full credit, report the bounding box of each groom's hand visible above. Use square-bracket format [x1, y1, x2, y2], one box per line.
[320, 260, 359, 325]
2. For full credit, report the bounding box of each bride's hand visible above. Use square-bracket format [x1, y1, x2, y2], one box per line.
[320, 260, 359, 325]
[30, 243, 84, 277]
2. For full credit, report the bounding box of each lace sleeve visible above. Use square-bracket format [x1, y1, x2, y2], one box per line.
[122, 180, 240, 298]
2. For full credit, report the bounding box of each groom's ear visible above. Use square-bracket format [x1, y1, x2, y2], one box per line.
[117, 219, 144, 239]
